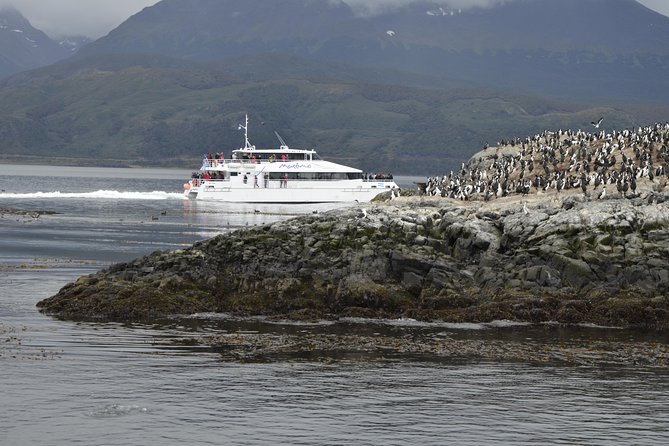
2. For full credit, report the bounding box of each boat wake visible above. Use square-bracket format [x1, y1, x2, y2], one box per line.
[0, 190, 186, 200]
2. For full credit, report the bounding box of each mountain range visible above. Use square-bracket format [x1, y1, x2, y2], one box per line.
[1, 0, 668, 174]
[0, 7, 89, 79]
[79, 0, 669, 101]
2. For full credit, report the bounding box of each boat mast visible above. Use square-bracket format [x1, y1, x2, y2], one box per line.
[238, 114, 255, 150]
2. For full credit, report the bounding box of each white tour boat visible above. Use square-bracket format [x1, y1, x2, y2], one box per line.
[183, 115, 398, 202]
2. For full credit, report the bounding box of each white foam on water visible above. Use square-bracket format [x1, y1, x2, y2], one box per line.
[340, 317, 488, 330]
[575, 322, 624, 330]
[437, 322, 487, 330]
[0, 190, 186, 200]
[185, 312, 337, 327]
[486, 319, 532, 328]
[341, 318, 529, 330]
[184, 312, 236, 320]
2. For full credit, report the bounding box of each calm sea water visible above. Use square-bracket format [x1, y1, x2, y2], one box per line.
[1, 164, 668, 445]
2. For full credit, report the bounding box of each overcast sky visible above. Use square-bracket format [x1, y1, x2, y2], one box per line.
[0, 0, 668, 38]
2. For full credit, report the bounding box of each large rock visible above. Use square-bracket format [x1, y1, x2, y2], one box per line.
[37, 191, 669, 329]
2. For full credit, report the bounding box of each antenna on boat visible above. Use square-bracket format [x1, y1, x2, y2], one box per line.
[274, 131, 290, 150]
[237, 114, 255, 150]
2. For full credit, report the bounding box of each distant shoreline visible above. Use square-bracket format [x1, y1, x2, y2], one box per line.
[0, 155, 198, 169]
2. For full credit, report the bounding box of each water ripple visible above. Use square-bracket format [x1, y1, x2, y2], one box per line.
[2, 168, 669, 445]
[87, 404, 150, 418]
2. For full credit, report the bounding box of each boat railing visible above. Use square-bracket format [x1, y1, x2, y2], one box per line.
[192, 178, 396, 189]
[201, 157, 301, 168]
[195, 178, 289, 188]
[363, 178, 395, 182]
[201, 159, 241, 168]
[199, 160, 395, 181]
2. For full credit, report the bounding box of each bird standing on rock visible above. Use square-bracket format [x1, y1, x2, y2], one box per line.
[422, 122, 668, 202]
[597, 187, 606, 200]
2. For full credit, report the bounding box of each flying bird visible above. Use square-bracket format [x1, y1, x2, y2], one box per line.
[591, 117, 604, 129]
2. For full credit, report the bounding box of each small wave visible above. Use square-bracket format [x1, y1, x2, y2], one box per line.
[184, 312, 338, 327]
[486, 319, 532, 328]
[0, 190, 185, 200]
[87, 404, 149, 418]
[542, 320, 624, 330]
[438, 322, 488, 330]
[340, 318, 510, 330]
[184, 312, 236, 320]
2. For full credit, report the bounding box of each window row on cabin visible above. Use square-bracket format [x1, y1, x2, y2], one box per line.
[230, 172, 362, 180]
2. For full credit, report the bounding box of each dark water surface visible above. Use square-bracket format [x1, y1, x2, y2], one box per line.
[1, 165, 668, 445]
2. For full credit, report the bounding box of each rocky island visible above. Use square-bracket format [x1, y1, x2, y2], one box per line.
[37, 191, 669, 329]
[38, 123, 669, 330]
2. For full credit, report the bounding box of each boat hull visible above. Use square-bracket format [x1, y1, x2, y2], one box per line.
[185, 180, 396, 203]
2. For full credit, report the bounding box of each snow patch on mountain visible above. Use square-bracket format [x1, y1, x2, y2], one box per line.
[426, 8, 462, 17]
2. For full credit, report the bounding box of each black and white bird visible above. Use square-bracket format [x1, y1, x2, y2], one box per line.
[597, 186, 606, 200]
[591, 117, 604, 129]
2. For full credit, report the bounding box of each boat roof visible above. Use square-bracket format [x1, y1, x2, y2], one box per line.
[219, 114, 359, 172]
[232, 147, 317, 155]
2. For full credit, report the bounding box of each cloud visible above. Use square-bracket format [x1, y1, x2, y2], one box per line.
[0, 0, 159, 38]
[637, 0, 669, 17]
[0, 0, 667, 39]
[344, 0, 509, 16]
[345, 0, 669, 18]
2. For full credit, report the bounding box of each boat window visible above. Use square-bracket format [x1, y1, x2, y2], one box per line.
[265, 172, 361, 180]
[267, 153, 292, 162]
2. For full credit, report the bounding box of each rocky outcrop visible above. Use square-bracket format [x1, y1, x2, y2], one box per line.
[37, 191, 669, 329]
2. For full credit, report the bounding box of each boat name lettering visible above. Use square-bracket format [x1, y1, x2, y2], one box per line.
[279, 163, 312, 169]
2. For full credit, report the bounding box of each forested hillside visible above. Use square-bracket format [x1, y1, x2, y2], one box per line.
[0, 55, 637, 174]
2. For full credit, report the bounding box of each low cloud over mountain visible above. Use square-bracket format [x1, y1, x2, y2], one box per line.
[345, 0, 508, 16]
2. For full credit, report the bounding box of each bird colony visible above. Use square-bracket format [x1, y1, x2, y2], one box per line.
[424, 122, 669, 201]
